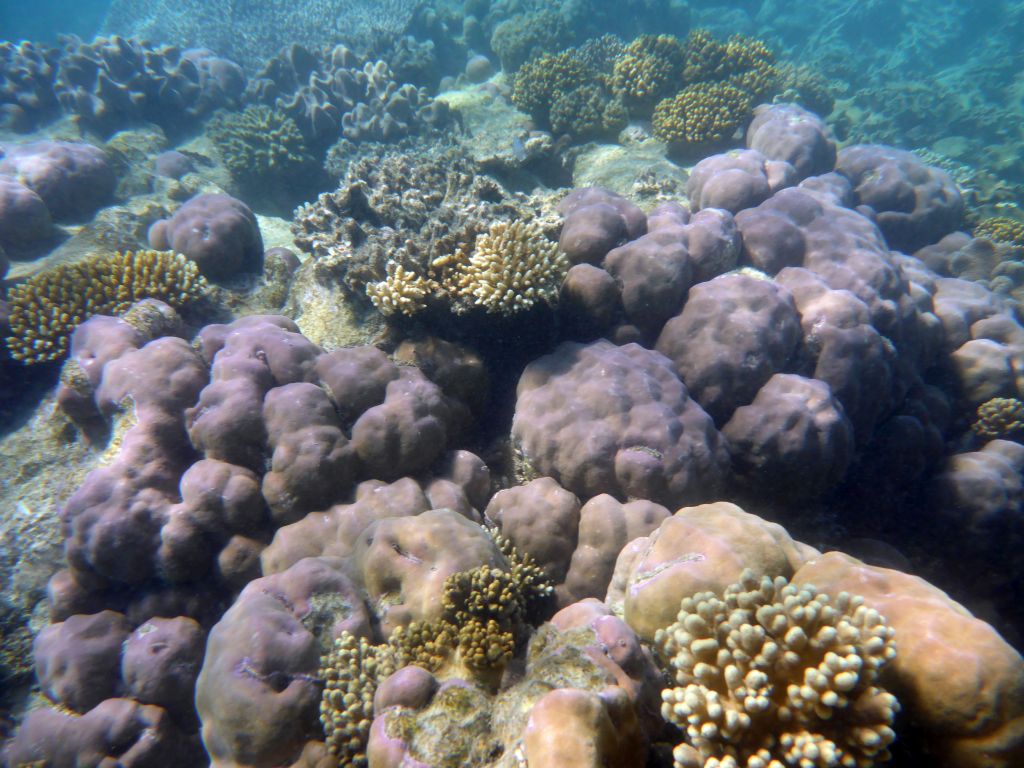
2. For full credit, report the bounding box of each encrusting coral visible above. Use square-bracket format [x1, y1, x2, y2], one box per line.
[972, 396, 1024, 439]
[319, 529, 553, 766]
[656, 570, 899, 768]
[365, 219, 567, 317]
[5, 250, 206, 363]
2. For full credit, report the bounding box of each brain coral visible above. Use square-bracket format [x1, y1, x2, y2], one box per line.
[5, 250, 206, 363]
[657, 570, 899, 768]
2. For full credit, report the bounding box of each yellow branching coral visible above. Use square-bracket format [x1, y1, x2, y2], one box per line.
[972, 396, 1024, 439]
[652, 82, 752, 148]
[511, 51, 594, 125]
[974, 216, 1024, 248]
[320, 633, 396, 768]
[611, 34, 687, 110]
[6, 250, 206, 364]
[442, 219, 568, 315]
[319, 531, 553, 764]
[656, 570, 899, 768]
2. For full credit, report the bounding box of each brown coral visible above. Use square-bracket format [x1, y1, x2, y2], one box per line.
[6, 250, 206, 363]
[652, 82, 752, 149]
[611, 34, 686, 111]
[974, 216, 1024, 248]
[973, 396, 1024, 439]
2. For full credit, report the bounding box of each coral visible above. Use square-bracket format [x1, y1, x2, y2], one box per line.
[102, 0, 423, 72]
[682, 30, 778, 98]
[611, 34, 686, 111]
[652, 82, 752, 150]
[974, 216, 1024, 248]
[656, 570, 899, 768]
[512, 339, 731, 506]
[0, 41, 61, 132]
[54, 35, 245, 137]
[319, 540, 553, 763]
[973, 397, 1024, 439]
[441, 219, 568, 315]
[5, 250, 206, 364]
[365, 262, 437, 317]
[206, 105, 314, 186]
[0, 140, 115, 221]
[321, 633, 392, 767]
[293, 140, 555, 299]
[148, 193, 264, 280]
[775, 62, 837, 119]
[490, 10, 570, 72]
[549, 84, 627, 141]
[511, 50, 595, 127]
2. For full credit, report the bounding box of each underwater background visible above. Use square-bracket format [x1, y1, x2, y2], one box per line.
[2, 0, 1024, 766]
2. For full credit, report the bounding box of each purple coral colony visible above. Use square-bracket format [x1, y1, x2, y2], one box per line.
[2, 0, 1024, 766]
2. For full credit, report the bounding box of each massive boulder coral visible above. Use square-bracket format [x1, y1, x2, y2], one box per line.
[657, 570, 899, 768]
[745, 102, 837, 180]
[793, 552, 1024, 768]
[607, 501, 816, 642]
[685, 148, 796, 214]
[512, 339, 731, 507]
[148, 193, 264, 280]
[655, 271, 802, 424]
[836, 144, 964, 253]
[0, 139, 115, 220]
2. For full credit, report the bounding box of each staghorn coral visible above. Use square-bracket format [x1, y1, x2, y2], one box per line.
[611, 34, 687, 112]
[5, 250, 206, 364]
[439, 219, 568, 316]
[974, 216, 1024, 248]
[206, 104, 314, 187]
[972, 397, 1024, 439]
[656, 570, 899, 768]
[319, 534, 553, 764]
[652, 82, 752, 149]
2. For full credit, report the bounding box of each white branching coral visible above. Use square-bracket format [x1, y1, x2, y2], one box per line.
[365, 262, 437, 317]
[363, 219, 567, 318]
[446, 220, 568, 315]
[655, 570, 899, 768]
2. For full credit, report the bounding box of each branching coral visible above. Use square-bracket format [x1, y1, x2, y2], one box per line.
[207, 104, 314, 186]
[611, 34, 687, 111]
[652, 82, 752, 149]
[972, 396, 1024, 439]
[511, 51, 596, 127]
[5, 250, 206, 363]
[319, 531, 552, 765]
[974, 216, 1024, 248]
[656, 570, 899, 768]
[441, 219, 568, 316]
[364, 219, 566, 318]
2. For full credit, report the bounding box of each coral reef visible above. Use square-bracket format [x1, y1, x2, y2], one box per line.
[657, 570, 899, 768]
[974, 217, 1024, 248]
[0, 41, 61, 132]
[5, 250, 206, 364]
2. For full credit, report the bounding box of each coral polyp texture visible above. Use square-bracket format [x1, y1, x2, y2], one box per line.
[656, 570, 899, 768]
[5, 250, 206, 363]
[973, 217, 1024, 248]
[972, 397, 1024, 440]
[652, 82, 752, 150]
